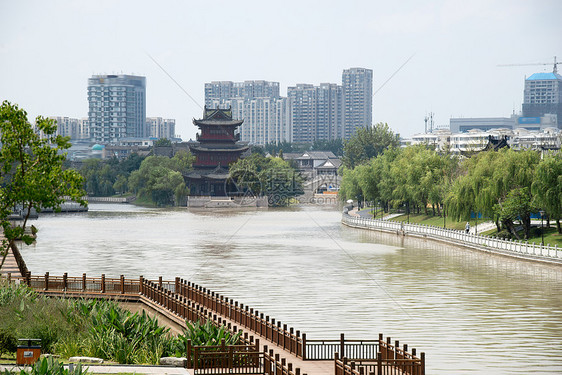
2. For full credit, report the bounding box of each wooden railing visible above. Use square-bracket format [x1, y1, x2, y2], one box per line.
[173, 278, 304, 358]
[304, 334, 379, 360]
[7, 273, 424, 374]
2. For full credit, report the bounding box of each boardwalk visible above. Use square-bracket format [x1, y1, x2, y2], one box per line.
[14, 275, 424, 375]
[0, 245, 21, 277]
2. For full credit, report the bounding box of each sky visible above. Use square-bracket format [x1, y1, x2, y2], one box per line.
[1, 0, 561, 141]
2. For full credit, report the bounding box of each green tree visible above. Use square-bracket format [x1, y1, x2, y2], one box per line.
[153, 138, 172, 147]
[229, 154, 303, 207]
[342, 123, 400, 168]
[128, 153, 193, 206]
[0, 101, 86, 271]
[311, 138, 344, 156]
[532, 152, 562, 233]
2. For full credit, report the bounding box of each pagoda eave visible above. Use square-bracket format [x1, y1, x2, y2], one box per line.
[193, 119, 244, 127]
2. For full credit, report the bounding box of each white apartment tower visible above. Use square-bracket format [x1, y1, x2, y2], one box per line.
[147, 117, 176, 139]
[342, 67, 373, 138]
[205, 80, 291, 145]
[88, 74, 147, 144]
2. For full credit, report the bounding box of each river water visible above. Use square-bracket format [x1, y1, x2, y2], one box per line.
[21, 204, 562, 374]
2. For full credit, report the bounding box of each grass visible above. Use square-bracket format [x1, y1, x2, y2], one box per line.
[389, 213, 468, 231]
[483, 225, 562, 247]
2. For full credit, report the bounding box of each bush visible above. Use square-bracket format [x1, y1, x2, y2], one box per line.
[0, 329, 17, 356]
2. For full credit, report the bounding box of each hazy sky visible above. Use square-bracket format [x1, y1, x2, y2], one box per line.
[1, 0, 561, 140]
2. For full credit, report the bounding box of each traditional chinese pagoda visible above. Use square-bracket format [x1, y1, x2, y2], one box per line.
[184, 106, 249, 196]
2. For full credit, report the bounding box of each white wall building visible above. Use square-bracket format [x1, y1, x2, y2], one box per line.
[147, 117, 176, 139]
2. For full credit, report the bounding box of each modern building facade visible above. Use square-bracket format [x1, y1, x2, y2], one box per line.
[46, 117, 89, 140]
[88, 74, 147, 144]
[147, 117, 176, 139]
[449, 117, 516, 133]
[342, 67, 373, 139]
[522, 72, 562, 128]
[205, 68, 372, 144]
[205, 80, 290, 145]
[287, 83, 343, 143]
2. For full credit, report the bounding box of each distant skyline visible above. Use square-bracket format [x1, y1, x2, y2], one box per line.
[1, 0, 561, 141]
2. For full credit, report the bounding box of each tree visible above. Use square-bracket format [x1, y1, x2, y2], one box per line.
[229, 154, 303, 207]
[342, 123, 400, 168]
[532, 152, 562, 233]
[127, 152, 193, 206]
[0, 101, 86, 272]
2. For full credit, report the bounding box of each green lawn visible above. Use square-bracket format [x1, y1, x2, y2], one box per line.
[483, 226, 562, 247]
[389, 213, 467, 231]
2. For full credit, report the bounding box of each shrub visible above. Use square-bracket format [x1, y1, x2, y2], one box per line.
[0, 329, 17, 356]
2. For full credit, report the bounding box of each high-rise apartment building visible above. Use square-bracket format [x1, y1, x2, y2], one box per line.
[288, 84, 317, 144]
[342, 67, 373, 138]
[147, 117, 176, 139]
[88, 74, 147, 144]
[205, 80, 290, 145]
[47, 116, 90, 140]
[522, 72, 562, 128]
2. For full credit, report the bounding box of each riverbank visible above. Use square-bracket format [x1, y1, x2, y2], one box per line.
[342, 211, 562, 266]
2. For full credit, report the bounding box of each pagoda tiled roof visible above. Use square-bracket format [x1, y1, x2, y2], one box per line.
[184, 166, 230, 180]
[189, 143, 249, 152]
[193, 118, 244, 127]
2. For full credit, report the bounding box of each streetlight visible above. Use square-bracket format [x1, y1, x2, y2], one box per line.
[539, 210, 545, 246]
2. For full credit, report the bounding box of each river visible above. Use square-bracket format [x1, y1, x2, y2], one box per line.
[21, 204, 562, 374]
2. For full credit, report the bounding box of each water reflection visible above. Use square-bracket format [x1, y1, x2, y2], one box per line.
[21, 204, 562, 374]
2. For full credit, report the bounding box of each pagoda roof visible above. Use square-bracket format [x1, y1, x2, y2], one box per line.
[193, 118, 244, 127]
[193, 106, 244, 127]
[189, 142, 249, 152]
[184, 166, 230, 180]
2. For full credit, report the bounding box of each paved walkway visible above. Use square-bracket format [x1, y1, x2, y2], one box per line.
[0, 364, 192, 375]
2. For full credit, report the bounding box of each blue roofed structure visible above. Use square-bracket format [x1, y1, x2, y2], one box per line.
[526, 72, 562, 80]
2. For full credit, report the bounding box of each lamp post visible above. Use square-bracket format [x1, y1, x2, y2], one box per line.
[539, 210, 545, 246]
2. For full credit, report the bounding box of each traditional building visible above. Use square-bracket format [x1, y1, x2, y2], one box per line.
[184, 107, 249, 196]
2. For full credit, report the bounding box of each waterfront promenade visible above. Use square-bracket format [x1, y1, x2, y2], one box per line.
[343, 209, 562, 265]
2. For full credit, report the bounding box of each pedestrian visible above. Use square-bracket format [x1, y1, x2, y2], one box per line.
[465, 222, 470, 233]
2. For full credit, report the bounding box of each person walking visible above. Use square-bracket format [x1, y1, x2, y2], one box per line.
[465, 222, 470, 234]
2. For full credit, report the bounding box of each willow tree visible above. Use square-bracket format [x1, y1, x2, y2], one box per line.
[0, 101, 86, 272]
[532, 153, 562, 233]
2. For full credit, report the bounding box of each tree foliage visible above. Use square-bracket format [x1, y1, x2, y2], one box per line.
[0, 101, 86, 271]
[229, 154, 303, 206]
[78, 153, 144, 197]
[128, 150, 194, 206]
[531, 152, 562, 233]
[342, 123, 400, 169]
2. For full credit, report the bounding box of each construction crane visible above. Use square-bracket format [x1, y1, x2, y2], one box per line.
[498, 56, 560, 74]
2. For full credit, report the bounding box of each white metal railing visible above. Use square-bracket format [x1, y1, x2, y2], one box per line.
[342, 213, 561, 261]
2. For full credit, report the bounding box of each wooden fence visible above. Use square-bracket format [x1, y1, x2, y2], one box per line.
[342, 213, 562, 263]
[7, 273, 424, 375]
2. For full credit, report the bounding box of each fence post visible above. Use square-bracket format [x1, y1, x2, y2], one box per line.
[101, 274, 106, 293]
[139, 275, 144, 295]
[63, 272, 68, 291]
[186, 339, 191, 368]
[159, 276, 163, 288]
[340, 333, 345, 359]
[120, 275, 124, 294]
[82, 273, 86, 291]
[377, 352, 382, 375]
